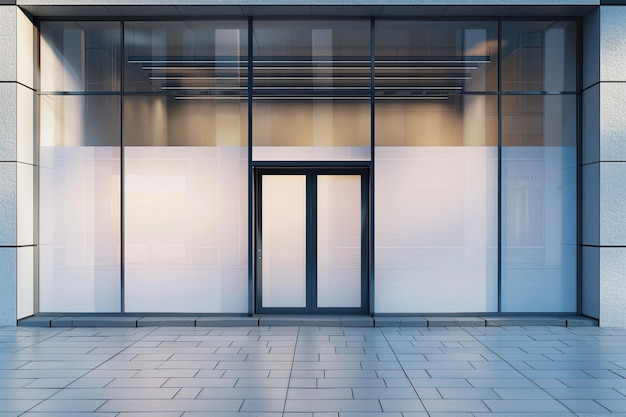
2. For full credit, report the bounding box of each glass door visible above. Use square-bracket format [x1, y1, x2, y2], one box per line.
[255, 168, 368, 314]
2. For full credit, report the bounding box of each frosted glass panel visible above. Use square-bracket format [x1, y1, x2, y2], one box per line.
[39, 95, 121, 313]
[375, 147, 498, 313]
[124, 147, 248, 313]
[262, 175, 307, 308]
[501, 95, 577, 312]
[317, 175, 361, 308]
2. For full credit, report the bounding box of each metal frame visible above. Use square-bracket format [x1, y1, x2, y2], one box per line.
[32, 15, 582, 316]
[254, 166, 370, 315]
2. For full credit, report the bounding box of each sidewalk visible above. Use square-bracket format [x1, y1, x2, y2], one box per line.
[1, 324, 626, 416]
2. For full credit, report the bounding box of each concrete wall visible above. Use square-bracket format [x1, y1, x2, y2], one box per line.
[0, 5, 36, 325]
[582, 6, 626, 327]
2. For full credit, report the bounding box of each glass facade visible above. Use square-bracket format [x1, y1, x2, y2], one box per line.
[38, 18, 578, 314]
[252, 21, 371, 161]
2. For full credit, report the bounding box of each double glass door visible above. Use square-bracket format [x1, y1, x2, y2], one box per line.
[255, 168, 369, 314]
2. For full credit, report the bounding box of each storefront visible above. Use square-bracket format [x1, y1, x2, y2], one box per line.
[3, 1, 623, 325]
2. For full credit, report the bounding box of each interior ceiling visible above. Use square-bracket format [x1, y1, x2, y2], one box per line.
[21, 4, 595, 19]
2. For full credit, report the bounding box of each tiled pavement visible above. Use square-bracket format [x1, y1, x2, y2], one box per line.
[2, 325, 626, 416]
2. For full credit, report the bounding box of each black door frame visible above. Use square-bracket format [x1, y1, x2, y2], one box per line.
[254, 166, 369, 314]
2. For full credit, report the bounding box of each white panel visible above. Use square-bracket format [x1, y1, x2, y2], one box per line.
[600, 83, 626, 162]
[600, 6, 626, 82]
[16, 163, 33, 246]
[17, 85, 34, 165]
[600, 247, 626, 327]
[16, 9, 34, 89]
[0, 247, 16, 325]
[262, 175, 306, 308]
[0, 83, 17, 163]
[39, 147, 121, 312]
[375, 146, 498, 313]
[124, 147, 248, 313]
[501, 146, 577, 312]
[0, 6, 16, 82]
[253, 146, 370, 161]
[601, 162, 626, 246]
[317, 175, 361, 308]
[0, 162, 16, 246]
[17, 246, 34, 319]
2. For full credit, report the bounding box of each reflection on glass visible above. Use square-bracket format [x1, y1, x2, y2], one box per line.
[39, 95, 121, 312]
[40, 22, 121, 92]
[317, 175, 361, 308]
[502, 21, 577, 92]
[261, 175, 307, 308]
[375, 96, 498, 313]
[501, 95, 577, 312]
[252, 20, 371, 160]
[124, 21, 248, 96]
[375, 21, 498, 96]
[376, 95, 497, 146]
[124, 95, 247, 146]
[252, 99, 370, 160]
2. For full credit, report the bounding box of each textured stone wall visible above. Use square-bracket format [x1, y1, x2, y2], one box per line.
[0, 6, 36, 325]
[582, 6, 626, 327]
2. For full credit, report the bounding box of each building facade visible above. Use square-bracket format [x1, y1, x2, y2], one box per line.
[0, 0, 623, 326]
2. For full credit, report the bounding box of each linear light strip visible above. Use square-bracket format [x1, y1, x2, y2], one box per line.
[144, 66, 478, 71]
[174, 95, 450, 101]
[132, 59, 489, 64]
[151, 76, 470, 81]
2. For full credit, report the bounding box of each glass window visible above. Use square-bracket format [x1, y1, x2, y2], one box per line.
[375, 95, 498, 313]
[501, 95, 577, 312]
[375, 21, 498, 95]
[39, 95, 121, 312]
[502, 21, 577, 92]
[124, 21, 248, 95]
[40, 22, 121, 92]
[252, 20, 371, 161]
[123, 21, 249, 313]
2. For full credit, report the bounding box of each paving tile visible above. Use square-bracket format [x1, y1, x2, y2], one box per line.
[23, 378, 75, 388]
[28, 399, 107, 412]
[437, 388, 500, 400]
[2, 323, 626, 417]
[409, 378, 472, 388]
[380, 398, 425, 412]
[0, 388, 58, 400]
[197, 387, 287, 399]
[484, 399, 571, 412]
[422, 399, 490, 412]
[98, 399, 244, 412]
[50, 387, 179, 400]
[239, 399, 286, 412]
[352, 387, 417, 399]
[560, 399, 612, 413]
[0, 399, 42, 412]
[287, 388, 352, 399]
[596, 400, 626, 412]
[284, 399, 382, 412]
[316, 378, 386, 388]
